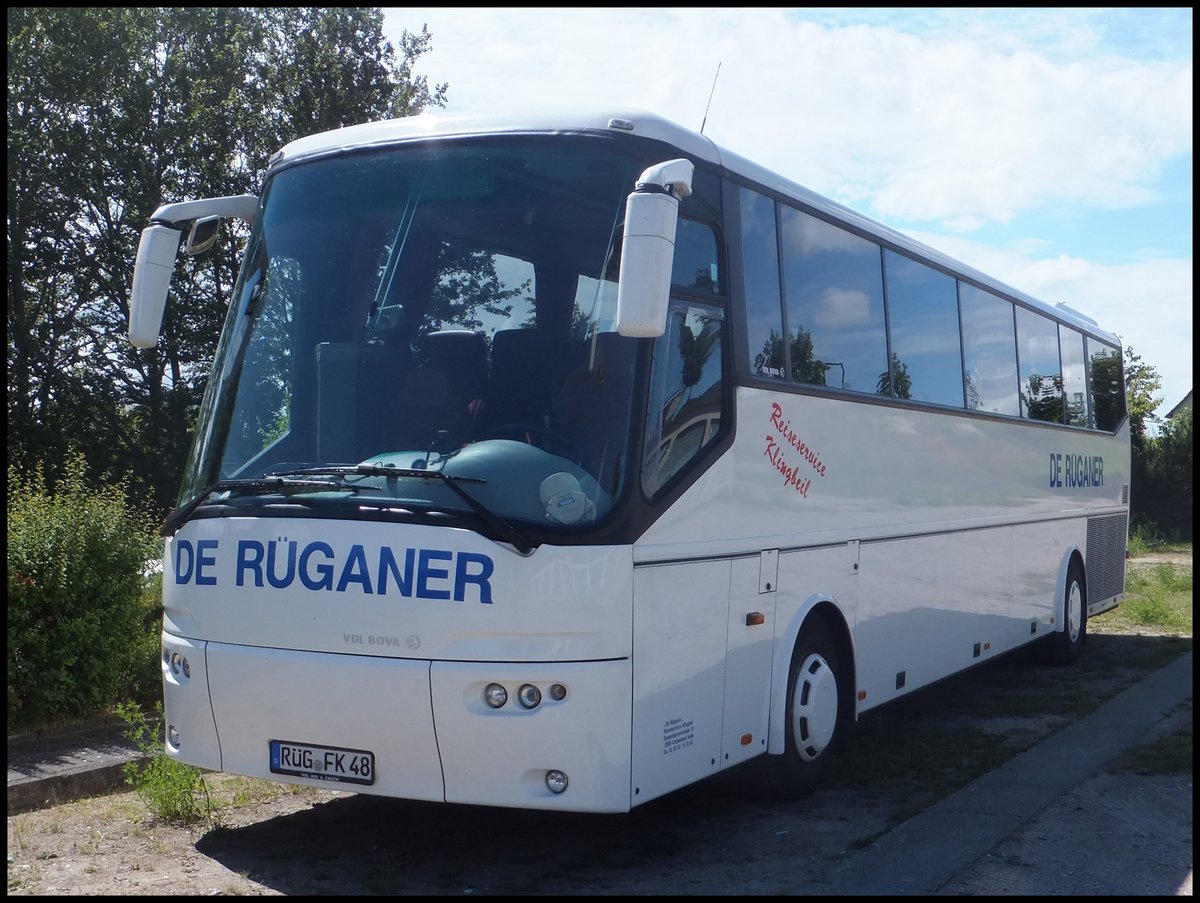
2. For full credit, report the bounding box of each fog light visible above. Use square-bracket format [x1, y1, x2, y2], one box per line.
[483, 682, 508, 708]
[517, 683, 542, 709]
[167, 724, 180, 748]
[545, 770, 568, 794]
[549, 683, 567, 701]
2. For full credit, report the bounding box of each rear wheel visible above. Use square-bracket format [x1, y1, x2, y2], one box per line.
[1041, 560, 1087, 665]
[760, 617, 845, 799]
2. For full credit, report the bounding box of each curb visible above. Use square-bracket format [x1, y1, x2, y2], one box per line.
[8, 760, 145, 816]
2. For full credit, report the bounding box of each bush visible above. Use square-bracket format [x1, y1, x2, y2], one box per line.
[7, 455, 160, 733]
[116, 701, 215, 825]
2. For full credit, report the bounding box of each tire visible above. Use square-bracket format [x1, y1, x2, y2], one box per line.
[1041, 560, 1087, 665]
[759, 616, 845, 799]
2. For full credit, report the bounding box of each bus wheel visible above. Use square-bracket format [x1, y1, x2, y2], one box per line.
[1041, 561, 1087, 665]
[761, 617, 844, 799]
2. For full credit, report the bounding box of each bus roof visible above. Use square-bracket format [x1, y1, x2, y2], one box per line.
[270, 107, 1120, 346]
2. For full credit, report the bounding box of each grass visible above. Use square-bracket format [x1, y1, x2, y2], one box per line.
[1092, 556, 1193, 636]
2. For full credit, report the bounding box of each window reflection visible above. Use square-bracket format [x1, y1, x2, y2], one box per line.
[1087, 339, 1125, 431]
[672, 220, 721, 294]
[1016, 306, 1064, 423]
[1059, 326, 1089, 427]
[739, 188, 786, 379]
[643, 303, 724, 495]
[960, 284, 1019, 416]
[883, 250, 964, 405]
[780, 208, 887, 393]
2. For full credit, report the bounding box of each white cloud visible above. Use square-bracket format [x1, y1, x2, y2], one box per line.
[387, 8, 1192, 419]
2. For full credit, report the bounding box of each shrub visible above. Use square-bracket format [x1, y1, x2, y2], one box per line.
[7, 455, 159, 733]
[116, 701, 215, 825]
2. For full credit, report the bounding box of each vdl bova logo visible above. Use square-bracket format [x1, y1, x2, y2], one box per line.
[172, 537, 495, 603]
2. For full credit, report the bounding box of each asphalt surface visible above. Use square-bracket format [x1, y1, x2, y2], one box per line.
[7, 651, 1193, 895]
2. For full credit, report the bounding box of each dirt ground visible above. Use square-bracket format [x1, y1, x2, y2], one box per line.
[7, 553, 1191, 896]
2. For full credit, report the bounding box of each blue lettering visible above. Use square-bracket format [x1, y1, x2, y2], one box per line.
[336, 544, 373, 593]
[184, 537, 497, 603]
[266, 539, 297, 588]
[195, 539, 219, 586]
[174, 540, 194, 584]
[417, 549, 453, 600]
[237, 540, 265, 587]
[299, 541, 335, 590]
[454, 552, 494, 604]
[377, 547, 415, 597]
[1051, 453, 1104, 490]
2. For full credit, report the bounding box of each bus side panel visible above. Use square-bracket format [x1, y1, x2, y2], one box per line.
[631, 560, 730, 805]
[854, 527, 1012, 711]
[431, 659, 634, 813]
[1008, 518, 1085, 650]
[206, 642, 445, 802]
[720, 556, 776, 769]
[943, 526, 1013, 656]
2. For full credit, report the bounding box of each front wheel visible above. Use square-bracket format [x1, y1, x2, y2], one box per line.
[759, 617, 845, 799]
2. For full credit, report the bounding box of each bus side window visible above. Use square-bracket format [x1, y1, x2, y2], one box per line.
[672, 220, 721, 294]
[1087, 338, 1125, 431]
[642, 302, 725, 496]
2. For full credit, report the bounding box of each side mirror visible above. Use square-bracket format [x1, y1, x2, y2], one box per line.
[129, 225, 182, 348]
[184, 216, 222, 256]
[615, 159, 694, 338]
[127, 194, 258, 348]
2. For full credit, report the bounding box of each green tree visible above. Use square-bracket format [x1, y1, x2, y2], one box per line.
[1146, 406, 1193, 540]
[1122, 345, 1162, 448]
[876, 352, 912, 399]
[7, 7, 447, 512]
[1021, 373, 1066, 424]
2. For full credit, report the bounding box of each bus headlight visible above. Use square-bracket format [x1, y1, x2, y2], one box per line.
[483, 683, 508, 708]
[169, 651, 191, 679]
[517, 683, 542, 709]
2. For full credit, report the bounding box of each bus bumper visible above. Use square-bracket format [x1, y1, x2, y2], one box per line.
[162, 631, 634, 812]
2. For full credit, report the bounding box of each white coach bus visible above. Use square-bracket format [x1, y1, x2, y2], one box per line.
[129, 108, 1130, 813]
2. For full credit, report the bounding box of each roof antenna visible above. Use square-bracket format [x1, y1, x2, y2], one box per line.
[700, 61, 722, 135]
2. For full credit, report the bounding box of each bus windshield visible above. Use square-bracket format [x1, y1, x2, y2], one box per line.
[180, 136, 644, 538]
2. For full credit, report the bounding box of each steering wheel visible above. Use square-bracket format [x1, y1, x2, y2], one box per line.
[485, 423, 584, 467]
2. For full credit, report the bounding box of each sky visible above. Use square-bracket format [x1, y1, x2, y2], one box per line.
[383, 7, 1193, 425]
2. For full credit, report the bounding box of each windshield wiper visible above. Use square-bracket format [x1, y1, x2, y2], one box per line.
[161, 475, 360, 537]
[269, 464, 534, 554]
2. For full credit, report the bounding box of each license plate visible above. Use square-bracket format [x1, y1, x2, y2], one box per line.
[269, 739, 375, 786]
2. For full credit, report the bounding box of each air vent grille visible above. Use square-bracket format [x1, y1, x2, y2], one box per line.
[1086, 513, 1127, 603]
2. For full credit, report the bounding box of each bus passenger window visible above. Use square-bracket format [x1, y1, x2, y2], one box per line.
[1016, 306, 1065, 423]
[883, 250, 964, 406]
[960, 284, 1020, 416]
[643, 303, 725, 496]
[1060, 326, 1089, 427]
[1087, 339, 1125, 431]
[780, 207, 887, 392]
[739, 187, 786, 380]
